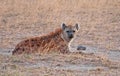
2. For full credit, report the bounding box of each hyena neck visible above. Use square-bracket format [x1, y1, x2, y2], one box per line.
[47, 28, 68, 43]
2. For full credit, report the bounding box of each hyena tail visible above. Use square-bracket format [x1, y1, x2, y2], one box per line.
[12, 47, 20, 55]
[12, 49, 17, 55]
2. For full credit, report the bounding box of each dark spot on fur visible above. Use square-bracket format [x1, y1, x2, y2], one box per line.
[16, 47, 20, 51]
[31, 39, 37, 44]
[24, 43, 27, 46]
[31, 44, 34, 47]
[22, 48, 25, 51]
[25, 40, 29, 43]
[31, 39, 34, 41]
[37, 44, 40, 46]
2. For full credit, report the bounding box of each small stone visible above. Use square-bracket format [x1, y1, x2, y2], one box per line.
[77, 45, 86, 50]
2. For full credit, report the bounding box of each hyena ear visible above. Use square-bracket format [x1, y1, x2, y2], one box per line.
[61, 23, 67, 30]
[75, 23, 79, 30]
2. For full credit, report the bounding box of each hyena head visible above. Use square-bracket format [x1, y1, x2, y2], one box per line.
[61, 23, 79, 42]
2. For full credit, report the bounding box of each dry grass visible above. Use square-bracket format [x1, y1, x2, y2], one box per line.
[0, 0, 120, 50]
[0, 0, 120, 76]
[0, 53, 120, 76]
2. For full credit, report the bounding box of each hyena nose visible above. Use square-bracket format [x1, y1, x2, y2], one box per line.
[69, 35, 73, 38]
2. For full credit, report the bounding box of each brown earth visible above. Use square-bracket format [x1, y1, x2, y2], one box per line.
[0, 0, 120, 76]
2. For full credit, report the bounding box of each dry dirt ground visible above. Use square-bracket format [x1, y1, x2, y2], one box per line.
[0, 0, 120, 76]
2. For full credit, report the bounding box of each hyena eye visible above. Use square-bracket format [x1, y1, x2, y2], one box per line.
[66, 31, 69, 33]
[73, 30, 75, 32]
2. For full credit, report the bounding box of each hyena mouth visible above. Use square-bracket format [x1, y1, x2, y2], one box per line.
[69, 35, 74, 39]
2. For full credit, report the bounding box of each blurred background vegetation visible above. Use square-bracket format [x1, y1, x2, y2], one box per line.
[0, 0, 120, 50]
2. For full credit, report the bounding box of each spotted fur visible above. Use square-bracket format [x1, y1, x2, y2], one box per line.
[12, 23, 79, 55]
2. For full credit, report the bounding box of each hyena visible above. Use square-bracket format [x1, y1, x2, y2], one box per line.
[12, 23, 79, 55]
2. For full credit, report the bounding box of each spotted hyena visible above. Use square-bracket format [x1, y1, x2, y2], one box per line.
[12, 23, 79, 55]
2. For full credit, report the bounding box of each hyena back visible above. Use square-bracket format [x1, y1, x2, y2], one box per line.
[12, 23, 79, 55]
